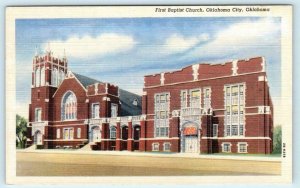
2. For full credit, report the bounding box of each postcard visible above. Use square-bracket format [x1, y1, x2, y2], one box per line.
[6, 5, 292, 184]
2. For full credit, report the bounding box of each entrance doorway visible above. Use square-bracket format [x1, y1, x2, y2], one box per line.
[184, 136, 198, 153]
[182, 123, 199, 153]
[121, 125, 128, 150]
[133, 125, 141, 151]
[34, 130, 42, 145]
[91, 126, 101, 142]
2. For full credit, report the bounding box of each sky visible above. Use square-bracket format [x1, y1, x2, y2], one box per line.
[15, 17, 282, 123]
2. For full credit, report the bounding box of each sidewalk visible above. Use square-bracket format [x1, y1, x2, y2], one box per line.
[17, 149, 281, 162]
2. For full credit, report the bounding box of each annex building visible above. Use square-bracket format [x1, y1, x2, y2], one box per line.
[27, 49, 273, 154]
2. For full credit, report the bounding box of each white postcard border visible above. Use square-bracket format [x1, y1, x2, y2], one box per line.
[6, 5, 292, 184]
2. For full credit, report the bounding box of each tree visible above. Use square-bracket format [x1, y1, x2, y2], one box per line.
[16, 114, 28, 148]
[273, 125, 282, 154]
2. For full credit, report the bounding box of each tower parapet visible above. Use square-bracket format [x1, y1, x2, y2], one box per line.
[32, 49, 68, 88]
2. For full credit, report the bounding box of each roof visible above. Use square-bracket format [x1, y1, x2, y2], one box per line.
[73, 72, 103, 88]
[73, 72, 142, 116]
[119, 89, 142, 116]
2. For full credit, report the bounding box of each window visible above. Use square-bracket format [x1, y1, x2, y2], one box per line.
[154, 93, 170, 137]
[63, 128, 74, 140]
[92, 103, 100, 119]
[56, 129, 60, 139]
[52, 67, 58, 86]
[163, 142, 171, 151]
[35, 68, 40, 87]
[152, 143, 159, 151]
[110, 126, 116, 139]
[181, 90, 187, 108]
[203, 88, 211, 110]
[61, 91, 77, 120]
[77, 128, 81, 138]
[190, 89, 201, 108]
[35, 108, 42, 122]
[111, 103, 118, 117]
[213, 124, 218, 137]
[231, 125, 238, 136]
[238, 143, 248, 153]
[225, 125, 231, 136]
[40, 67, 45, 86]
[222, 143, 231, 152]
[58, 70, 65, 85]
[132, 99, 138, 106]
[224, 84, 245, 137]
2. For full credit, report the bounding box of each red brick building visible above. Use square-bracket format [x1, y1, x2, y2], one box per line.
[28, 50, 273, 154]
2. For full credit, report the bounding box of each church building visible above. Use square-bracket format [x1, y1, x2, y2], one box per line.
[27, 49, 273, 154]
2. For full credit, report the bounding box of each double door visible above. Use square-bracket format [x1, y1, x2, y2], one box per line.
[184, 136, 198, 153]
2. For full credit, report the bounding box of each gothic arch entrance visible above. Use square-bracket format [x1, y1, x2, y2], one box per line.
[181, 122, 200, 153]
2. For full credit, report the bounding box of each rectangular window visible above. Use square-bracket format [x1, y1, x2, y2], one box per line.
[77, 128, 81, 138]
[111, 103, 118, 117]
[226, 87, 231, 96]
[190, 89, 201, 108]
[224, 84, 245, 137]
[213, 124, 218, 137]
[160, 94, 166, 102]
[231, 125, 238, 136]
[225, 125, 231, 136]
[232, 86, 238, 96]
[226, 106, 230, 115]
[154, 93, 170, 137]
[152, 143, 159, 151]
[238, 143, 248, 153]
[222, 143, 231, 152]
[203, 88, 211, 110]
[63, 128, 74, 140]
[110, 127, 117, 139]
[56, 129, 60, 139]
[35, 108, 42, 122]
[92, 103, 100, 119]
[163, 142, 171, 151]
[181, 90, 187, 108]
[239, 124, 244, 136]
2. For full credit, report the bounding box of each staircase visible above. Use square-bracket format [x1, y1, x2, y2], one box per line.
[25, 144, 36, 150]
[80, 143, 93, 151]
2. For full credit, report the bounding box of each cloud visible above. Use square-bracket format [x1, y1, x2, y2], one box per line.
[184, 18, 280, 60]
[42, 33, 136, 58]
[135, 33, 210, 59]
[164, 33, 210, 53]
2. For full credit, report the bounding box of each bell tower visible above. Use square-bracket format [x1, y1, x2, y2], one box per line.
[29, 46, 68, 123]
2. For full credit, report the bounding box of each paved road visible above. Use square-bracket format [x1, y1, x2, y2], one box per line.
[17, 152, 281, 176]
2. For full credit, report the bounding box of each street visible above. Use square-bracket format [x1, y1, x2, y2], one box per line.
[17, 151, 281, 176]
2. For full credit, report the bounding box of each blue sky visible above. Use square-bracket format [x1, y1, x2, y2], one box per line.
[15, 17, 281, 118]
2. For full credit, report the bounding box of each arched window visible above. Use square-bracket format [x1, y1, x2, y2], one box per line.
[35, 68, 40, 87]
[61, 91, 77, 120]
[110, 126, 116, 139]
[52, 67, 58, 86]
[59, 70, 65, 85]
[40, 67, 45, 86]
